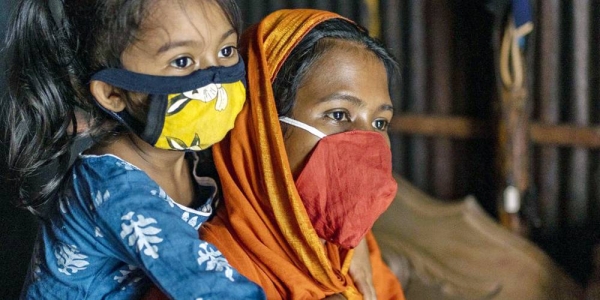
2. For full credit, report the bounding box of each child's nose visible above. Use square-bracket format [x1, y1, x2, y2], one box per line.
[198, 56, 218, 70]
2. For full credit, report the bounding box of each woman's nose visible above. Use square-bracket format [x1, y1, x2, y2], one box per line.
[354, 119, 374, 132]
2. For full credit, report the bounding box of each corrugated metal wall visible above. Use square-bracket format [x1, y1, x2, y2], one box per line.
[532, 0, 600, 282]
[233, 0, 600, 284]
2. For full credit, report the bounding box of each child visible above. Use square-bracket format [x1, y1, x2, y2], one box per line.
[4, 0, 265, 299]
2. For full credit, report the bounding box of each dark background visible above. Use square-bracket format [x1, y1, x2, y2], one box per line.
[0, 1, 39, 299]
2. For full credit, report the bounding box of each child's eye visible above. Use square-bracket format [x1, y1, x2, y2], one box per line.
[373, 119, 389, 131]
[325, 111, 350, 122]
[218, 46, 237, 58]
[170, 57, 194, 69]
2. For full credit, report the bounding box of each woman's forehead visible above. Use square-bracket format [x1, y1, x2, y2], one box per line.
[293, 44, 391, 110]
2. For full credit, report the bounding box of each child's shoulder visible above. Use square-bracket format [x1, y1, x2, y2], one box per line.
[67, 154, 162, 209]
[77, 153, 141, 169]
[73, 154, 149, 186]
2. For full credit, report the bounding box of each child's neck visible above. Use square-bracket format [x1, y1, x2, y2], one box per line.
[89, 133, 197, 207]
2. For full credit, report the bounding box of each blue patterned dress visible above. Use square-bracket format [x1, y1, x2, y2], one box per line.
[20, 154, 265, 299]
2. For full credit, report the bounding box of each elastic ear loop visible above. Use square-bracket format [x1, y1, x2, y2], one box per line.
[278, 117, 326, 139]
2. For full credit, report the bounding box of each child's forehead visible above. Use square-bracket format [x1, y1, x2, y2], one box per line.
[130, 0, 234, 45]
[139, 0, 233, 34]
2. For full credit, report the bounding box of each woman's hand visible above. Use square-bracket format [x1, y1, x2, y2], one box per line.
[349, 237, 377, 300]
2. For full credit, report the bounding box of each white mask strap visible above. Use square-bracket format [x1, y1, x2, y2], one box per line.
[279, 117, 327, 139]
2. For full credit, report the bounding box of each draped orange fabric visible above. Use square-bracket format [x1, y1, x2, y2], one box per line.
[203, 9, 403, 299]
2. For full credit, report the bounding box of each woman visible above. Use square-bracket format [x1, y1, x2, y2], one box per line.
[208, 9, 403, 299]
[146, 8, 404, 299]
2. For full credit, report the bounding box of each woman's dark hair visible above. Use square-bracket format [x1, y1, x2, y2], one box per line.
[2, 0, 242, 209]
[273, 18, 400, 118]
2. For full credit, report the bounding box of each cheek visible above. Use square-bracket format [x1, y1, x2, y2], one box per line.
[125, 92, 150, 122]
[382, 132, 391, 147]
[284, 129, 320, 178]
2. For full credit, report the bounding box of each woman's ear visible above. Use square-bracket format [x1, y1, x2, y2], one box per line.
[90, 80, 126, 112]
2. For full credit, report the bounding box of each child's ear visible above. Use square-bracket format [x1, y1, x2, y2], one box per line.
[90, 80, 126, 112]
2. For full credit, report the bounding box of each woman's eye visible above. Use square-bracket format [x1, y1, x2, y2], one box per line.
[170, 57, 194, 69]
[326, 111, 350, 122]
[373, 119, 389, 131]
[218, 46, 237, 58]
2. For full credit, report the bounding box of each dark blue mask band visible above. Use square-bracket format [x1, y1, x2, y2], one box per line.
[91, 58, 246, 94]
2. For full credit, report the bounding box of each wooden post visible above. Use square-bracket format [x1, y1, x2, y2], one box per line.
[496, 13, 534, 235]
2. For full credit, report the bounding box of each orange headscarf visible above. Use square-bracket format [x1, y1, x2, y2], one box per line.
[145, 8, 404, 300]
[204, 9, 403, 299]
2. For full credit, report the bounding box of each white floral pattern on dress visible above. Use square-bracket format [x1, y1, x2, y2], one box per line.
[151, 188, 174, 208]
[197, 242, 234, 282]
[113, 265, 143, 291]
[94, 190, 110, 207]
[120, 212, 163, 259]
[32, 241, 42, 281]
[182, 212, 200, 230]
[94, 227, 104, 238]
[54, 243, 89, 275]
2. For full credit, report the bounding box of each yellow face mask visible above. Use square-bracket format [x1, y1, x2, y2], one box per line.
[92, 59, 246, 151]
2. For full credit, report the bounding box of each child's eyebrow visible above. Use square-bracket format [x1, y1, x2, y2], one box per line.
[155, 29, 236, 55]
[220, 28, 236, 43]
[156, 40, 197, 54]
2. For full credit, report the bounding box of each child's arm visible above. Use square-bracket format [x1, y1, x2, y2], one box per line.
[91, 182, 265, 299]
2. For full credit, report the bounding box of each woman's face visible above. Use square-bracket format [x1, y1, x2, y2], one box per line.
[284, 40, 394, 177]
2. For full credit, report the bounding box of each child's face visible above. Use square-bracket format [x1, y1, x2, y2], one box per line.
[283, 41, 394, 177]
[121, 0, 238, 76]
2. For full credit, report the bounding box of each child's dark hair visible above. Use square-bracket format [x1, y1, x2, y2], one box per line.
[2, 0, 242, 210]
[272, 18, 399, 118]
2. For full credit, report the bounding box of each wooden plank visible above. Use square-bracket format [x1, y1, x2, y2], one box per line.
[389, 115, 490, 139]
[530, 124, 600, 148]
[390, 115, 600, 149]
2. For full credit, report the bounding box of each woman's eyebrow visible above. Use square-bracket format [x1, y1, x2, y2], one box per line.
[316, 93, 394, 112]
[316, 93, 365, 107]
[380, 104, 394, 112]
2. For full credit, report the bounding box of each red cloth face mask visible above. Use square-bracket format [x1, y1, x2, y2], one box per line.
[280, 117, 398, 249]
